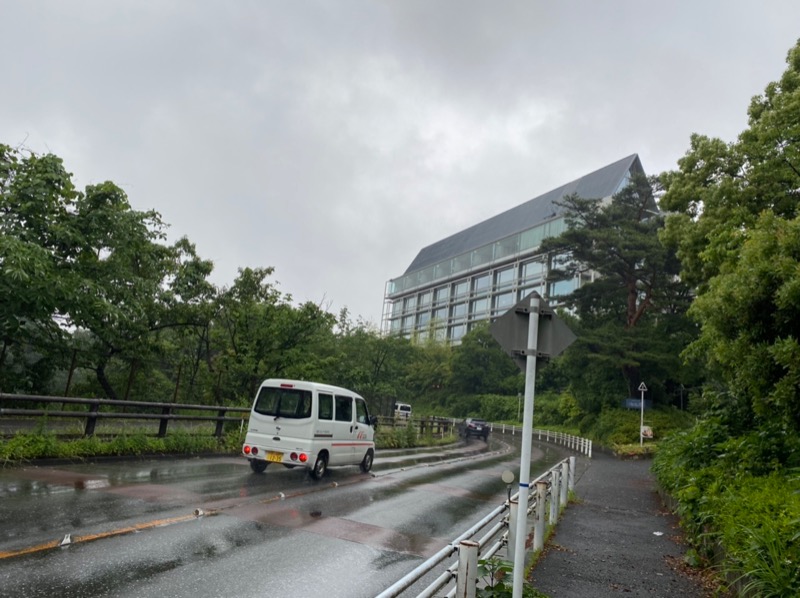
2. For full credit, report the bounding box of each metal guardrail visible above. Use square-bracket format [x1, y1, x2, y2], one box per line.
[0, 394, 595, 461]
[376, 450, 582, 598]
[0, 393, 250, 438]
[489, 423, 593, 458]
[377, 418, 593, 459]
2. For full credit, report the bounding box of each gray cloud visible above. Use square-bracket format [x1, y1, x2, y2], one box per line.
[3, 1, 798, 324]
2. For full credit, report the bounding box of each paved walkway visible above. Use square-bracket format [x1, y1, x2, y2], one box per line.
[528, 451, 704, 597]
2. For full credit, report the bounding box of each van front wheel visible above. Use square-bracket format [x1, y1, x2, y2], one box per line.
[311, 453, 328, 479]
[360, 450, 374, 473]
[250, 459, 268, 473]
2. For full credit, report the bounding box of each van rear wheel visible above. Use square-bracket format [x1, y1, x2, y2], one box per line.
[311, 453, 328, 479]
[250, 459, 268, 473]
[360, 450, 374, 473]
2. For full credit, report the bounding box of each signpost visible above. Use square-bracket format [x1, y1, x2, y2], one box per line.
[489, 291, 576, 598]
[638, 382, 647, 446]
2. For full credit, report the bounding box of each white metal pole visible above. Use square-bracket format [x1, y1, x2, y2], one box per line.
[640, 386, 645, 446]
[511, 295, 540, 598]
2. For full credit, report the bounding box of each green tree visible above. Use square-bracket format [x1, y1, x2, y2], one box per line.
[0, 145, 77, 391]
[539, 174, 696, 408]
[211, 267, 337, 404]
[449, 323, 521, 396]
[404, 335, 452, 407]
[1, 144, 219, 400]
[325, 311, 415, 414]
[661, 41, 800, 288]
[661, 39, 800, 433]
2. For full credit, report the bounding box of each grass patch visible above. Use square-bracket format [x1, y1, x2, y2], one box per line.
[1, 429, 246, 464]
[612, 442, 658, 459]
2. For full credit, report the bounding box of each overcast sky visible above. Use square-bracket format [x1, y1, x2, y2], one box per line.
[3, 2, 798, 326]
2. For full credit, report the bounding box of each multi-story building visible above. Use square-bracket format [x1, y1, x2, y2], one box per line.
[382, 154, 647, 341]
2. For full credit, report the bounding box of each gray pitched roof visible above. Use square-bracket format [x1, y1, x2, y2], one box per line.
[403, 154, 644, 275]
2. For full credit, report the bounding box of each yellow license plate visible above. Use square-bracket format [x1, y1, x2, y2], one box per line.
[266, 451, 283, 463]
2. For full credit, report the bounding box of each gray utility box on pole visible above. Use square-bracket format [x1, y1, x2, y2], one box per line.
[489, 291, 577, 370]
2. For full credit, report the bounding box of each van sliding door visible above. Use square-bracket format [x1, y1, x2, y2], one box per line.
[331, 395, 355, 464]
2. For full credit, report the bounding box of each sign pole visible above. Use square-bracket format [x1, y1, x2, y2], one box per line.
[511, 295, 540, 598]
[638, 382, 647, 446]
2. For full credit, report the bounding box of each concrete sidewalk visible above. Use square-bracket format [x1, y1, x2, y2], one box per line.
[528, 452, 704, 597]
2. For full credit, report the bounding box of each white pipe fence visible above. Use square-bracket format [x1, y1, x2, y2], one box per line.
[375, 426, 591, 598]
[489, 422, 592, 458]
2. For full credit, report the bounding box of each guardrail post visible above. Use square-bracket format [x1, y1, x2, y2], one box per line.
[84, 400, 100, 437]
[560, 461, 569, 508]
[588, 440, 593, 458]
[158, 406, 172, 437]
[215, 409, 227, 437]
[549, 469, 559, 524]
[568, 456, 576, 492]
[456, 540, 479, 598]
[534, 480, 547, 552]
[508, 497, 518, 561]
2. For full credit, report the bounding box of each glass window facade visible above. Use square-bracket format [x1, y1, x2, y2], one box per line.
[449, 324, 466, 341]
[496, 267, 515, 288]
[470, 297, 489, 316]
[494, 292, 514, 311]
[451, 302, 467, 318]
[453, 281, 469, 298]
[383, 159, 642, 341]
[473, 274, 491, 293]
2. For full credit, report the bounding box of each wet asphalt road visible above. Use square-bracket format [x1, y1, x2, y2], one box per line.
[0, 435, 570, 598]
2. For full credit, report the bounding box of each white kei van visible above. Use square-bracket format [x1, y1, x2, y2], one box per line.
[394, 402, 412, 419]
[242, 379, 376, 479]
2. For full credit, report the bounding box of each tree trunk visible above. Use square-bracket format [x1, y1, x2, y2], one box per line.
[0, 339, 7, 375]
[96, 361, 119, 401]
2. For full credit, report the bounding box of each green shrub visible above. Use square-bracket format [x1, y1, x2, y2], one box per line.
[653, 419, 800, 594]
[0, 430, 243, 462]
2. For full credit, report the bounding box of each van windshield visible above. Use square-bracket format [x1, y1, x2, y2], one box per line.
[254, 387, 312, 419]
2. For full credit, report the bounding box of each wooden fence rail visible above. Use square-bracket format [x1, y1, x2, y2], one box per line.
[1, 394, 461, 440]
[0, 393, 250, 438]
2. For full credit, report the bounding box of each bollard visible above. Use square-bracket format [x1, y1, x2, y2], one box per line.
[508, 498, 518, 561]
[588, 440, 593, 459]
[533, 480, 547, 552]
[568, 456, 576, 492]
[456, 540, 480, 598]
[560, 461, 569, 508]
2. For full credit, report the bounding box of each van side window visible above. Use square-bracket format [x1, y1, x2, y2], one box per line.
[334, 395, 353, 422]
[318, 393, 333, 420]
[355, 398, 369, 424]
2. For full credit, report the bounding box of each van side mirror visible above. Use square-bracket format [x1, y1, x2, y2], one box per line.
[369, 415, 378, 428]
